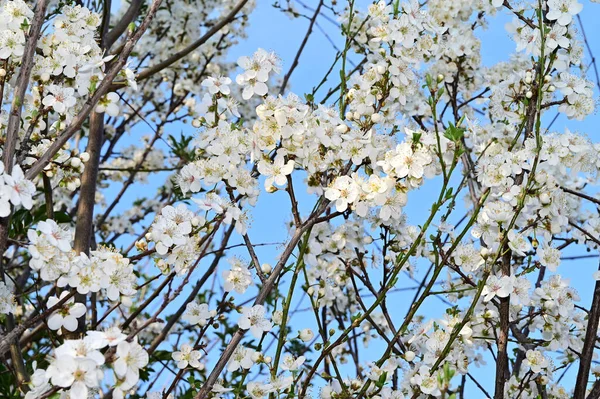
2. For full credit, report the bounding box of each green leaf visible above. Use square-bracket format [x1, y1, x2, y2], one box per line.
[53, 211, 72, 224]
[443, 122, 465, 142]
[375, 371, 387, 388]
[351, 313, 362, 323]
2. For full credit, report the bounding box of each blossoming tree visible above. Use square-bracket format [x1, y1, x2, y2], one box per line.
[1, 0, 600, 398]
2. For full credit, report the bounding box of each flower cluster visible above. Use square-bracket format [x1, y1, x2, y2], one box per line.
[0, 164, 35, 217]
[28, 220, 136, 301]
[0, 0, 32, 60]
[28, 329, 148, 399]
[236, 48, 281, 100]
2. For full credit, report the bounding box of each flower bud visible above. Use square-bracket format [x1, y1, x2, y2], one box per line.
[79, 152, 90, 162]
[272, 310, 284, 325]
[539, 192, 551, 205]
[251, 352, 262, 362]
[404, 350, 416, 362]
[299, 328, 314, 342]
[371, 113, 382, 123]
[191, 216, 200, 226]
[70, 157, 82, 168]
[264, 356, 272, 363]
[135, 240, 148, 252]
[0, 69, 6, 78]
[345, 112, 353, 120]
[261, 263, 272, 274]
[548, 85, 555, 92]
[191, 119, 201, 128]
[335, 124, 349, 134]
[525, 76, 532, 84]
[266, 183, 278, 193]
[525, 91, 533, 99]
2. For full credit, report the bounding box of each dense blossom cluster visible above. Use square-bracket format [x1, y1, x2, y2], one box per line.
[28, 220, 136, 300]
[0, 164, 35, 216]
[26, 328, 148, 399]
[0, 0, 118, 194]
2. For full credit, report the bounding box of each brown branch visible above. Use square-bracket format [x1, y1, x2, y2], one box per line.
[193, 201, 329, 399]
[279, 0, 323, 95]
[0, 1, 50, 389]
[146, 224, 235, 355]
[570, 221, 600, 247]
[0, 291, 76, 359]
[587, 379, 600, 399]
[3, 0, 50, 172]
[574, 259, 600, 399]
[494, 250, 511, 398]
[135, 0, 249, 82]
[502, 1, 537, 30]
[105, 0, 143, 49]
[562, 186, 600, 207]
[96, 131, 162, 227]
[64, 111, 106, 338]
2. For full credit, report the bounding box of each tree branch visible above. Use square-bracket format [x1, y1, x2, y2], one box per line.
[574, 259, 600, 399]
